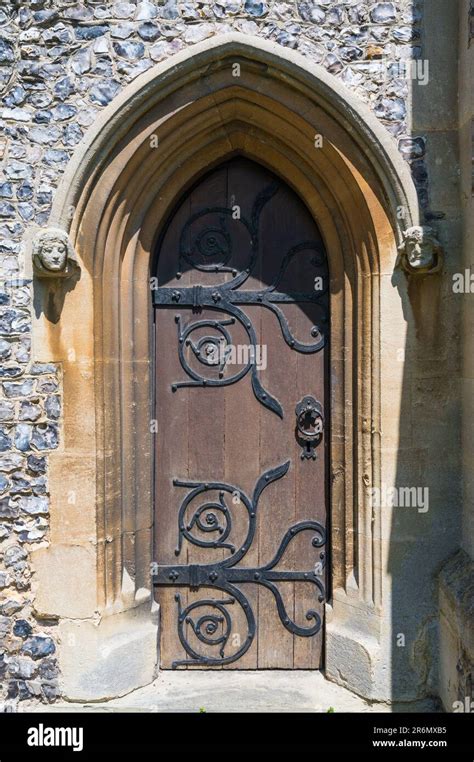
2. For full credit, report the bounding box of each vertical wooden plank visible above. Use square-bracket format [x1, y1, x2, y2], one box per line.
[256, 176, 297, 669]
[223, 160, 262, 669]
[185, 166, 227, 668]
[293, 302, 327, 668]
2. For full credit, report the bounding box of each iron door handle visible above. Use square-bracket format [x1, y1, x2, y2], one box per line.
[295, 395, 324, 460]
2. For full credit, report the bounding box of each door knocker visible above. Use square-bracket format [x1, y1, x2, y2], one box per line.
[295, 395, 324, 460]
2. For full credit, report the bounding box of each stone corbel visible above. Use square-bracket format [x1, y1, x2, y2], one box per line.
[397, 225, 443, 275]
[32, 227, 80, 280]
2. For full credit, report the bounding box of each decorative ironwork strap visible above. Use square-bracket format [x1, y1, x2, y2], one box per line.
[153, 462, 326, 668]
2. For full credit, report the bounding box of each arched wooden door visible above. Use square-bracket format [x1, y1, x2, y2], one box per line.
[152, 158, 329, 669]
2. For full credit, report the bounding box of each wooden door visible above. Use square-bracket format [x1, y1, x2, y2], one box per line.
[153, 158, 329, 669]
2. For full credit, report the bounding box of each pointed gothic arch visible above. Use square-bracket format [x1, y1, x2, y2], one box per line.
[30, 34, 418, 701]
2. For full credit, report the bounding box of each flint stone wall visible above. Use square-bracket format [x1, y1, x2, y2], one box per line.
[0, 0, 436, 705]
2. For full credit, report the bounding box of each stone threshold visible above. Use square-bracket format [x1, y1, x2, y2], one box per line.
[23, 671, 440, 713]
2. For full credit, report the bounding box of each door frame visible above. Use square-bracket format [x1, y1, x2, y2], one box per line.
[30, 34, 419, 701]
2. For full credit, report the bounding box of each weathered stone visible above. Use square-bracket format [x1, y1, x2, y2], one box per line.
[29, 125, 61, 145]
[1, 599, 23, 616]
[36, 183, 53, 205]
[0, 39, 15, 64]
[326, 5, 345, 25]
[71, 49, 92, 75]
[43, 149, 69, 166]
[183, 24, 215, 43]
[150, 39, 183, 61]
[10, 472, 31, 492]
[7, 656, 37, 679]
[14, 424, 33, 452]
[181, 3, 200, 20]
[297, 2, 325, 23]
[18, 495, 48, 515]
[91, 59, 114, 77]
[0, 202, 15, 219]
[63, 4, 94, 22]
[31, 424, 58, 450]
[0, 474, 9, 493]
[410, 159, 428, 185]
[33, 109, 53, 124]
[30, 363, 56, 375]
[0, 499, 19, 519]
[4, 546, 27, 567]
[0, 571, 12, 588]
[0, 454, 24, 471]
[135, 1, 158, 20]
[35, 378, 58, 394]
[62, 123, 83, 147]
[18, 204, 35, 222]
[28, 92, 53, 109]
[370, 2, 396, 24]
[21, 635, 56, 659]
[20, 455, 42, 478]
[0, 399, 14, 419]
[38, 658, 58, 680]
[325, 52, 344, 74]
[41, 682, 59, 702]
[43, 24, 74, 46]
[44, 395, 60, 420]
[17, 183, 34, 201]
[138, 22, 161, 41]
[0, 183, 13, 199]
[1, 108, 31, 122]
[19, 401, 42, 422]
[89, 80, 121, 106]
[51, 104, 77, 122]
[13, 619, 33, 638]
[4, 161, 33, 181]
[0, 428, 12, 451]
[32, 10, 59, 25]
[339, 45, 364, 62]
[113, 41, 146, 60]
[53, 76, 75, 101]
[110, 22, 135, 39]
[398, 225, 443, 274]
[244, 0, 268, 16]
[75, 26, 110, 41]
[159, 1, 179, 20]
[113, 2, 137, 18]
[0, 366, 23, 378]
[77, 107, 98, 127]
[392, 26, 418, 43]
[374, 96, 406, 121]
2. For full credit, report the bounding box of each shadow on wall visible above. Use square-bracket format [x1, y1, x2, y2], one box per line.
[389, 0, 462, 705]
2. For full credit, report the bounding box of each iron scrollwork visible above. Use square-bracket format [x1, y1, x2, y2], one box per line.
[153, 181, 329, 418]
[153, 462, 326, 668]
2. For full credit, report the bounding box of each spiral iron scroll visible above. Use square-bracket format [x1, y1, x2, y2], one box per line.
[153, 462, 326, 667]
[154, 181, 329, 418]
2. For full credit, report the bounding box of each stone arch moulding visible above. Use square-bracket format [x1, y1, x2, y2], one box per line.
[30, 34, 419, 702]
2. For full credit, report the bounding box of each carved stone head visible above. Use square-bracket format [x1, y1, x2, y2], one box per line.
[32, 228, 79, 279]
[398, 225, 443, 274]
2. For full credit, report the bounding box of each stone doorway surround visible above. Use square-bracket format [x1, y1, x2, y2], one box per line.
[28, 34, 419, 702]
